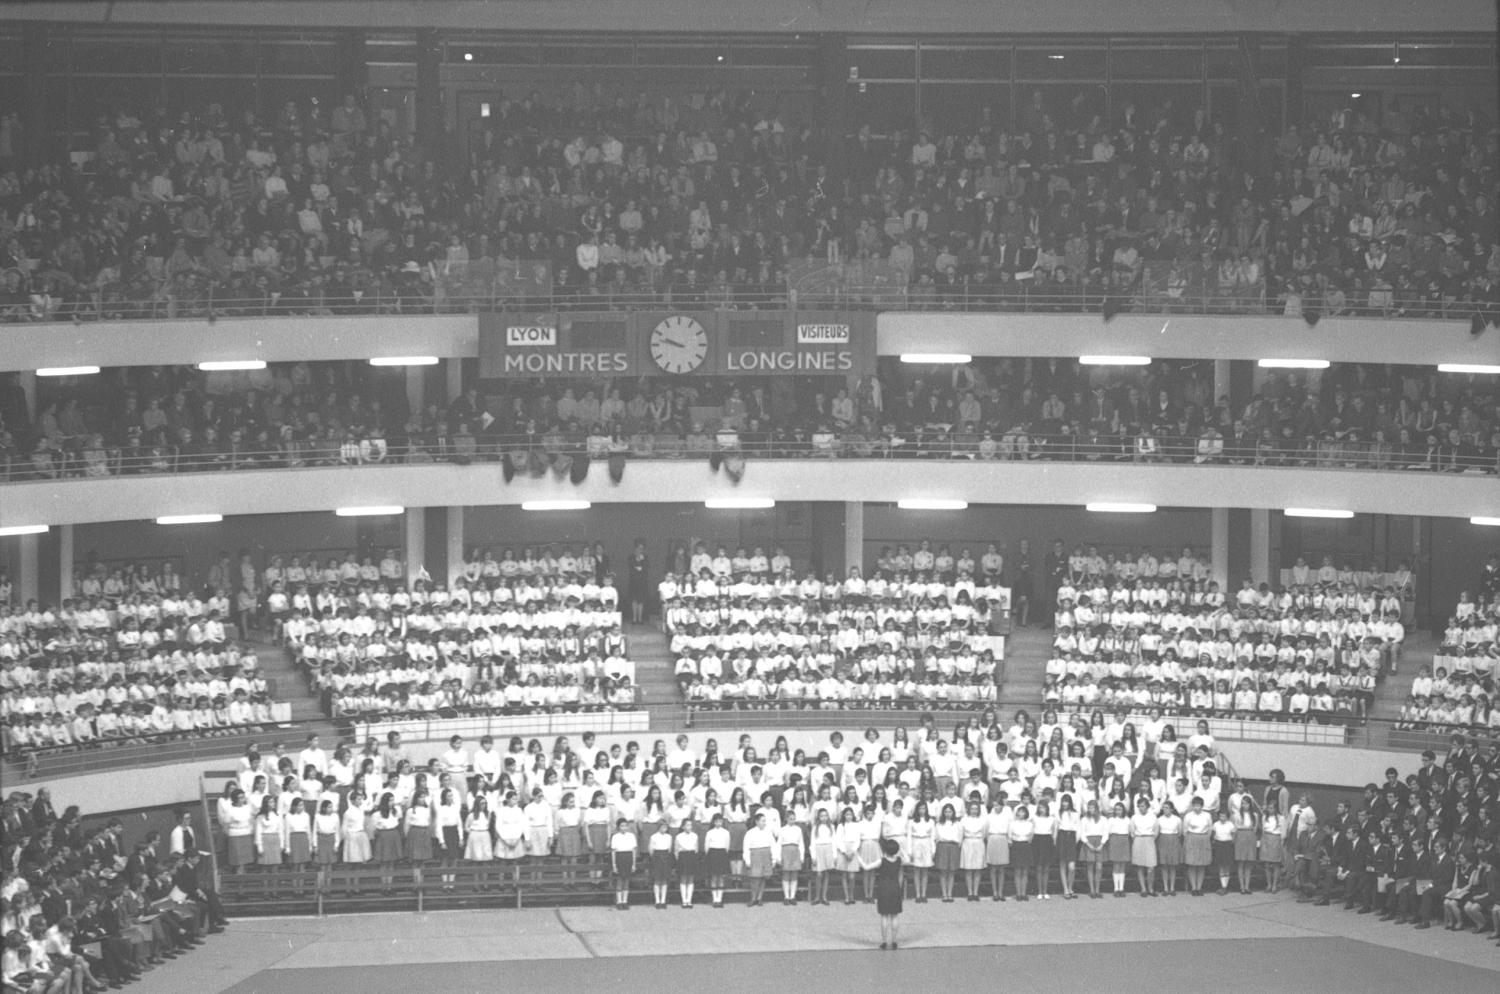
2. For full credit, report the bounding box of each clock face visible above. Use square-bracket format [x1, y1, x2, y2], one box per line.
[649, 315, 708, 374]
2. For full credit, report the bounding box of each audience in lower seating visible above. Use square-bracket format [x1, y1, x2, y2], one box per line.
[276, 547, 640, 717]
[1398, 585, 1498, 735]
[0, 563, 286, 761]
[661, 539, 1008, 709]
[1038, 546, 1414, 723]
[1, 791, 228, 990]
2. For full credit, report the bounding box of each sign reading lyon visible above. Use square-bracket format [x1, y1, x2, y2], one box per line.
[505, 325, 557, 346]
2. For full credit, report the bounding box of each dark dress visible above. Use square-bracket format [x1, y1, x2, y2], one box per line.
[875, 855, 905, 916]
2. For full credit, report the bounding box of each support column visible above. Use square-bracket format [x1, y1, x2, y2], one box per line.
[1249, 508, 1272, 586]
[415, 29, 443, 150]
[406, 365, 426, 417]
[843, 501, 864, 575]
[404, 507, 426, 584]
[22, 24, 46, 164]
[17, 533, 39, 606]
[444, 358, 463, 407]
[336, 29, 369, 101]
[1213, 359, 1232, 420]
[445, 506, 464, 586]
[58, 524, 73, 600]
[16, 371, 36, 421]
[1210, 507, 1229, 592]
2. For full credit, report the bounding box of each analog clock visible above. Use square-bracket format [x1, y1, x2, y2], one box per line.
[649, 315, 708, 374]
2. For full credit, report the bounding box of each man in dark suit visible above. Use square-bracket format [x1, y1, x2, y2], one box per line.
[171, 851, 227, 932]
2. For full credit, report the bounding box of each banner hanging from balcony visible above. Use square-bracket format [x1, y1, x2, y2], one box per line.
[478, 310, 875, 379]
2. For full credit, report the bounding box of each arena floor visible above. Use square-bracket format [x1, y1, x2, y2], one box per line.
[126, 892, 1498, 994]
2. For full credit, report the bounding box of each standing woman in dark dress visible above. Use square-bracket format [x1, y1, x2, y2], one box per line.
[1011, 539, 1035, 627]
[874, 837, 905, 950]
[627, 540, 649, 625]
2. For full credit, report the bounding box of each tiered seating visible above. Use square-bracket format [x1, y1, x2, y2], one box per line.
[277, 546, 639, 716]
[666, 540, 1007, 709]
[1400, 591, 1498, 735]
[1042, 548, 1407, 723]
[0, 563, 288, 763]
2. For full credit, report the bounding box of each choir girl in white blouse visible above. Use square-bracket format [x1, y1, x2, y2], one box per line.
[985, 799, 1012, 901]
[810, 809, 838, 906]
[960, 801, 988, 901]
[906, 801, 936, 904]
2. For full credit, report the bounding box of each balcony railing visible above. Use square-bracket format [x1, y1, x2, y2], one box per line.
[20, 274, 1476, 325]
[5, 431, 1495, 484]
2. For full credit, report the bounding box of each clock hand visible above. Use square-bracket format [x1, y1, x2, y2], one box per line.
[660, 338, 684, 348]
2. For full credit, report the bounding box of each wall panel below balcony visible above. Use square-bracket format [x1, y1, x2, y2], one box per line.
[0, 461, 1491, 529]
[0, 315, 479, 373]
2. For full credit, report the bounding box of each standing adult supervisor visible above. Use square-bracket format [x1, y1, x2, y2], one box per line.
[874, 837, 905, 950]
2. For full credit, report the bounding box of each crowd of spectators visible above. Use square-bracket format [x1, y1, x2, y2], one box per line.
[1399, 567, 1499, 736]
[5, 354, 1498, 483]
[663, 539, 1008, 710]
[0, 557, 287, 764]
[273, 546, 640, 718]
[1, 790, 228, 991]
[1291, 736, 1498, 940]
[1, 84, 1496, 323]
[1037, 544, 1420, 725]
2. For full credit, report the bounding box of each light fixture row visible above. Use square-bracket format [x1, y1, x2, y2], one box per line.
[8, 511, 1498, 535]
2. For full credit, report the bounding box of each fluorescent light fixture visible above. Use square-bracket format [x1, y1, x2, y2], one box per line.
[36, 366, 100, 377]
[480, 102, 490, 118]
[897, 499, 968, 511]
[900, 353, 972, 364]
[704, 497, 775, 510]
[197, 360, 266, 372]
[1471, 516, 1500, 527]
[1048, 54, 1066, 60]
[1258, 358, 1330, 369]
[1438, 363, 1500, 375]
[369, 355, 440, 366]
[1284, 507, 1353, 519]
[521, 500, 591, 511]
[335, 505, 404, 517]
[1086, 502, 1157, 513]
[1350, 92, 1361, 98]
[1079, 355, 1151, 366]
[155, 514, 223, 525]
[0, 524, 49, 537]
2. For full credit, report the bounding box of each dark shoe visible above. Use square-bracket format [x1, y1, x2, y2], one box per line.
[1415, 922, 1431, 930]
[880, 942, 888, 951]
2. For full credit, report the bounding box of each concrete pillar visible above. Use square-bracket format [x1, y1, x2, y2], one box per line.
[17, 533, 39, 605]
[404, 507, 426, 584]
[406, 365, 426, 418]
[22, 24, 46, 164]
[1250, 508, 1272, 586]
[17, 371, 36, 420]
[843, 501, 864, 575]
[58, 524, 74, 600]
[415, 29, 443, 148]
[1213, 359, 1232, 420]
[445, 506, 465, 586]
[1210, 507, 1229, 592]
[444, 358, 463, 407]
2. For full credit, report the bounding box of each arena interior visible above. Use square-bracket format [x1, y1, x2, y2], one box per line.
[0, 0, 1498, 991]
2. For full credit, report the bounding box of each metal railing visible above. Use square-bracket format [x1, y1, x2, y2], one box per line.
[13, 275, 1478, 325]
[7, 699, 1486, 782]
[6, 431, 1496, 485]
